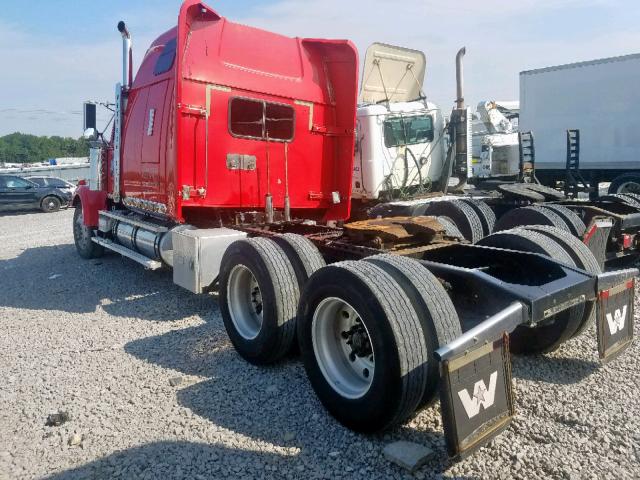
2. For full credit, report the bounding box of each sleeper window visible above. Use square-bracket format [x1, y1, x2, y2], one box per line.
[229, 98, 264, 139]
[153, 38, 177, 75]
[229, 97, 295, 142]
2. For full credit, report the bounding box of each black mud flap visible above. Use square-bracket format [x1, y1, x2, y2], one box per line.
[439, 333, 515, 460]
[597, 277, 635, 363]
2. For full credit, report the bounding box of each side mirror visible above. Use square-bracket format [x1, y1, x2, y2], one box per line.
[83, 102, 97, 132]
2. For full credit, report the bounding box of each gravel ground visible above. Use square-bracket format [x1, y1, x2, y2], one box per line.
[0, 209, 639, 480]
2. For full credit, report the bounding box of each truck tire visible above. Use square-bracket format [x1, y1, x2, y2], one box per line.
[522, 183, 566, 201]
[73, 206, 104, 259]
[608, 173, 640, 195]
[423, 200, 483, 243]
[219, 238, 299, 365]
[367, 202, 421, 218]
[41, 196, 61, 213]
[536, 204, 586, 237]
[458, 198, 495, 236]
[272, 233, 325, 288]
[494, 206, 570, 233]
[477, 229, 585, 353]
[364, 254, 461, 408]
[617, 194, 640, 209]
[518, 225, 601, 337]
[618, 192, 640, 203]
[497, 183, 546, 202]
[600, 194, 640, 209]
[297, 260, 428, 432]
[436, 216, 464, 240]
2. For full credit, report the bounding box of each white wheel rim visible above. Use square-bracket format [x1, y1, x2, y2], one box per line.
[227, 264, 263, 340]
[618, 181, 640, 194]
[312, 297, 375, 399]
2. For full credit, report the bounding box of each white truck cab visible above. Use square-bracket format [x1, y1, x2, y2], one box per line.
[352, 44, 446, 200]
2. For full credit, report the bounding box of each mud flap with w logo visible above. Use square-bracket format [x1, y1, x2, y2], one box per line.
[597, 278, 635, 363]
[439, 334, 515, 460]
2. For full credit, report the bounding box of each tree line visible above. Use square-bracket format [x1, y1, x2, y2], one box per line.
[0, 133, 90, 164]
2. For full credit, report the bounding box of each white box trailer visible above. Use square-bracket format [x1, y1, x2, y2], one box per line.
[519, 53, 640, 194]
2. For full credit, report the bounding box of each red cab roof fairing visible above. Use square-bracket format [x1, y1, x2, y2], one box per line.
[172, 1, 359, 222]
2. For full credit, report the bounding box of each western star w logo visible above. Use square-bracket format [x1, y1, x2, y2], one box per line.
[458, 371, 498, 419]
[606, 306, 627, 335]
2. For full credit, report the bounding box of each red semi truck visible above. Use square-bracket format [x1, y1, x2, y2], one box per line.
[74, 1, 636, 459]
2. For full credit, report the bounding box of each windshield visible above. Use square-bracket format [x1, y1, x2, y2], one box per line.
[383, 114, 434, 148]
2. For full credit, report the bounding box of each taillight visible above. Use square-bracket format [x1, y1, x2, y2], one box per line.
[599, 278, 635, 299]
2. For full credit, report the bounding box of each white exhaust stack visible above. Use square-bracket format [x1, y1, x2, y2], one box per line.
[117, 21, 132, 90]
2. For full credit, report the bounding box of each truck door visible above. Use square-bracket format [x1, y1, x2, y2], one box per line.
[204, 92, 295, 208]
[205, 87, 242, 206]
[140, 79, 170, 206]
[121, 88, 149, 198]
[226, 97, 295, 208]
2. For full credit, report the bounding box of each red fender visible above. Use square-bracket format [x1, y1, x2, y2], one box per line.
[71, 186, 107, 227]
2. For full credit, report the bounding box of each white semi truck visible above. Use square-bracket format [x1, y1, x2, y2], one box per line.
[351, 43, 448, 201]
[520, 53, 640, 194]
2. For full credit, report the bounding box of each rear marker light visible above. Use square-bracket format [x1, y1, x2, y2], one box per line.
[599, 279, 635, 299]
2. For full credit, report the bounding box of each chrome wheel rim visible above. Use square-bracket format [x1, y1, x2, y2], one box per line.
[312, 297, 375, 399]
[227, 264, 263, 340]
[618, 181, 640, 194]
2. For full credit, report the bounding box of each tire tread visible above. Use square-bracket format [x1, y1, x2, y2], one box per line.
[537, 204, 586, 237]
[365, 254, 461, 408]
[458, 198, 496, 235]
[335, 260, 428, 428]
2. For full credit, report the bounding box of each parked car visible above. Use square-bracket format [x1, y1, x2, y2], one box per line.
[27, 176, 77, 196]
[0, 175, 72, 213]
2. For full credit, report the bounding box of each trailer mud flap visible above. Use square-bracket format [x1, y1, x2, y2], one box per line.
[439, 333, 515, 460]
[597, 278, 635, 363]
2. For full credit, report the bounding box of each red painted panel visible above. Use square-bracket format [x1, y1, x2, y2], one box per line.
[121, 88, 148, 197]
[73, 186, 107, 227]
[115, 0, 358, 223]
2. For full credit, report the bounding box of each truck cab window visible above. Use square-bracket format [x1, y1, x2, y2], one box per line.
[153, 38, 177, 75]
[229, 98, 264, 139]
[265, 103, 294, 141]
[383, 115, 434, 148]
[229, 98, 295, 142]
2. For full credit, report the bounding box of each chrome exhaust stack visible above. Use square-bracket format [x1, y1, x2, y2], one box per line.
[113, 21, 132, 203]
[455, 47, 466, 109]
[117, 21, 132, 90]
[441, 47, 470, 193]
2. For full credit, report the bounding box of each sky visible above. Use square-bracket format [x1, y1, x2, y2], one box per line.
[0, 0, 638, 138]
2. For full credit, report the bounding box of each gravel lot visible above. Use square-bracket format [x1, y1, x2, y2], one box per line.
[0, 209, 639, 480]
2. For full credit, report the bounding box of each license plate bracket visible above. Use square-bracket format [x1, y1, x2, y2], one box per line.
[439, 333, 515, 460]
[597, 279, 635, 363]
